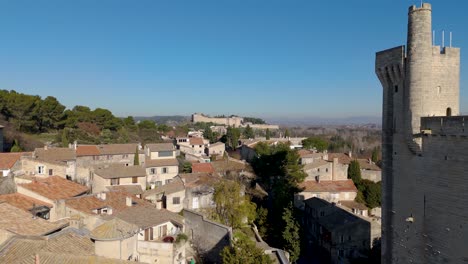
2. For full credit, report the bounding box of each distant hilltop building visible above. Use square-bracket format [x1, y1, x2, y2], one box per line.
[191, 113, 279, 130]
[376, 3, 466, 264]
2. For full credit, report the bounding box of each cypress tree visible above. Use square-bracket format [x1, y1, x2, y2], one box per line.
[134, 146, 140, 165]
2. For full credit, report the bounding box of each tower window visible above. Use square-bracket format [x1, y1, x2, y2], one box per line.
[446, 108, 452, 116]
[394, 85, 398, 93]
[437, 86, 442, 94]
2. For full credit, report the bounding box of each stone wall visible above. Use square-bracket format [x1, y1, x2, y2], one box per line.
[183, 209, 232, 263]
[192, 113, 243, 127]
[376, 3, 465, 264]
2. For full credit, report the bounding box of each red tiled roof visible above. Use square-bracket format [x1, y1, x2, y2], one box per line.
[298, 149, 313, 157]
[65, 191, 151, 215]
[0, 152, 30, 170]
[189, 137, 204, 145]
[192, 163, 215, 173]
[327, 153, 352, 164]
[0, 193, 52, 211]
[299, 179, 357, 193]
[19, 176, 89, 201]
[76, 145, 100, 156]
[357, 159, 381, 171]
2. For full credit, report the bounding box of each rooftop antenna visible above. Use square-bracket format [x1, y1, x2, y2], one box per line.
[433, 30, 435, 46]
[421, 0, 423, 7]
[442, 30, 445, 48]
[450, 32, 452, 47]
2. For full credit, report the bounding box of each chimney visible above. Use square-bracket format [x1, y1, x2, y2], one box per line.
[44, 145, 48, 150]
[332, 158, 339, 181]
[97, 192, 106, 200]
[35, 254, 40, 264]
[348, 151, 352, 158]
[74, 141, 78, 150]
[126, 197, 133, 207]
[156, 201, 163, 209]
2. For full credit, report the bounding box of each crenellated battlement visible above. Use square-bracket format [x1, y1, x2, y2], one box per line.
[421, 116, 468, 135]
[409, 3, 432, 13]
[432, 46, 460, 56]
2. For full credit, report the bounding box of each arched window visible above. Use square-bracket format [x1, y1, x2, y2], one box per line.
[446, 107, 452, 116]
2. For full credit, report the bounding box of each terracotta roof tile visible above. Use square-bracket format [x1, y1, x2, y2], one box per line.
[90, 218, 138, 240]
[76, 145, 100, 156]
[97, 144, 140, 155]
[0, 152, 30, 170]
[192, 163, 215, 173]
[116, 205, 184, 228]
[327, 153, 352, 164]
[94, 164, 146, 179]
[339, 200, 368, 210]
[0, 193, 52, 212]
[0, 228, 134, 264]
[34, 148, 76, 163]
[65, 191, 151, 215]
[19, 176, 89, 201]
[189, 137, 204, 145]
[298, 149, 313, 157]
[106, 185, 144, 195]
[146, 143, 175, 152]
[303, 160, 330, 171]
[179, 172, 220, 188]
[357, 159, 381, 171]
[0, 203, 67, 236]
[143, 178, 185, 197]
[299, 179, 357, 193]
[145, 158, 179, 168]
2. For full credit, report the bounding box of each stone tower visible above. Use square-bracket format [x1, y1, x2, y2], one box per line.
[376, 3, 465, 264]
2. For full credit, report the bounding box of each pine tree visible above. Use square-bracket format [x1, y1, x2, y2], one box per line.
[265, 128, 271, 140]
[243, 125, 255, 139]
[284, 128, 290, 138]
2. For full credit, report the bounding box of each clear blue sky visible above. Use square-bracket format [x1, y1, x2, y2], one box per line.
[0, 0, 467, 118]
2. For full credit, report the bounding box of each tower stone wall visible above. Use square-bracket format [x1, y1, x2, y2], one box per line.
[376, 3, 466, 264]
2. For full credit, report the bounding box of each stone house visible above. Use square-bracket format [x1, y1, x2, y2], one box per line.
[205, 142, 225, 158]
[91, 164, 146, 194]
[180, 172, 219, 210]
[91, 205, 186, 264]
[146, 159, 179, 188]
[303, 160, 333, 182]
[298, 150, 328, 165]
[356, 159, 381, 182]
[145, 143, 176, 160]
[16, 176, 89, 221]
[145, 143, 179, 188]
[21, 147, 77, 180]
[0, 152, 28, 177]
[303, 197, 371, 264]
[178, 137, 209, 156]
[143, 177, 185, 213]
[74, 144, 145, 185]
[295, 180, 357, 210]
